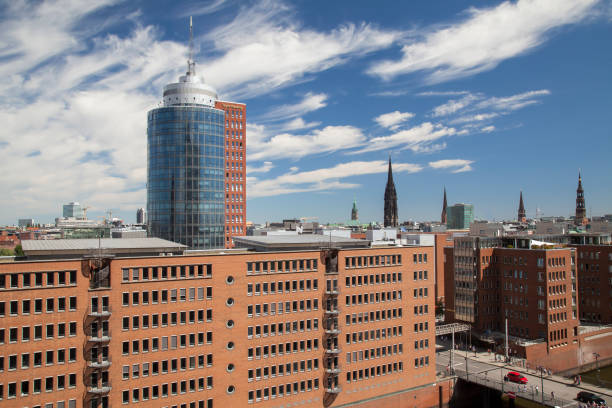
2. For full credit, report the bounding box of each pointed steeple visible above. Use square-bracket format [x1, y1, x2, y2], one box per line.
[518, 191, 526, 222]
[384, 156, 398, 227]
[351, 198, 358, 221]
[441, 187, 448, 224]
[575, 170, 586, 225]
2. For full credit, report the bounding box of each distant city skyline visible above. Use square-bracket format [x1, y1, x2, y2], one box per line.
[1, 0, 611, 225]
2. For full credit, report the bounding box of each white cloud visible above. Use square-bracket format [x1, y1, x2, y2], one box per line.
[475, 89, 551, 111]
[202, 1, 401, 98]
[351, 122, 457, 154]
[248, 125, 366, 161]
[450, 112, 499, 124]
[281, 117, 321, 131]
[432, 94, 479, 117]
[417, 91, 470, 97]
[481, 125, 496, 133]
[374, 110, 414, 130]
[429, 159, 474, 173]
[368, 0, 598, 83]
[249, 160, 422, 198]
[247, 161, 274, 174]
[259, 92, 327, 122]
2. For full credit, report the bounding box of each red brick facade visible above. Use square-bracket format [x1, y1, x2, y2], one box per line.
[0, 246, 440, 407]
[215, 101, 246, 249]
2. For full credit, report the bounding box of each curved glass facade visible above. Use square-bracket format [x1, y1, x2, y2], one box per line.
[147, 106, 225, 249]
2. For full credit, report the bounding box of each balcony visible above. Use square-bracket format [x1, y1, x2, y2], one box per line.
[325, 348, 341, 354]
[325, 288, 339, 295]
[324, 309, 339, 315]
[88, 385, 111, 394]
[88, 334, 111, 342]
[325, 367, 341, 374]
[325, 386, 342, 394]
[88, 306, 112, 318]
[324, 328, 340, 334]
[88, 359, 111, 368]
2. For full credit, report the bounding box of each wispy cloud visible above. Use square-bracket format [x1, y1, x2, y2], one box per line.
[351, 122, 457, 154]
[248, 125, 366, 161]
[280, 117, 321, 131]
[417, 90, 470, 97]
[203, 1, 402, 98]
[475, 89, 551, 111]
[259, 92, 327, 122]
[249, 160, 422, 198]
[480, 125, 496, 133]
[247, 161, 274, 174]
[374, 110, 414, 130]
[432, 94, 479, 117]
[429, 159, 474, 173]
[449, 112, 499, 124]
[368, 0, 599, 83]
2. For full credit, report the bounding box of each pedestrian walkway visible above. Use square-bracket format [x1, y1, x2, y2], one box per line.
[449, 346, 612, 398]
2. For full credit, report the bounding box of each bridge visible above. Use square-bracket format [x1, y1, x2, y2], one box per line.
[436, 346, 612, 408]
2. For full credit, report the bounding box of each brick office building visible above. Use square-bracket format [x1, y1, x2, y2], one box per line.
[0, 236, 446, 408]
[447, 237, 578, 357]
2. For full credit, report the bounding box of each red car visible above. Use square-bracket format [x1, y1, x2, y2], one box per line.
[505, 371, 528, 384]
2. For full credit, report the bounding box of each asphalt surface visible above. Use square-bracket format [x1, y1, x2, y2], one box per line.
[435, 344, 612, 407]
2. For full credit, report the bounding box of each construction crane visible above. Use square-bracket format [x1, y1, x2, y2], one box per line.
[82, 206, 91, 220]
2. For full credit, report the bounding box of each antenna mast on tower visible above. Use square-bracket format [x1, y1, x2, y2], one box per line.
[188, 16, 195, 75]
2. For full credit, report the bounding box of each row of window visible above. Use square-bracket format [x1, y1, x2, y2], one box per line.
[122, 287, 213, 307]
[413, 321, 429, 333]
[0, 322, 77, 343]
[345, 290, 402, 306]
[0, 296, 77, 317]
[247, 338, 319, 360]
[247, 259, 318, 274]
[549, 311, 568, 324]
[345, 326, 403, 345]
[121, 332, 213, 355]
[346, 343, 403, 364]
[247, 279, 318, 296]
[344, 308, 403, 325]
[121, 379, 213, 404]
[345, 272, 403, 287]
[122, 309, 213, 330]
[123, 354, 213, 380]
[414, 304, 429, 315]
[414, 339, 430, 350]
[247, 299, 318, 317]
[247, 379, 319, 404]
[345, 362, 404, 382]
[0, 374, 76, 399]
[413, 287, 430, 298]
[122, 264, 212, 282]
[0, 348, 78, 371]
[0, 270, 77, 290]
[248, 358, 319, 382]
[247, 319, 319, 338]
[345, 254, 403, 269]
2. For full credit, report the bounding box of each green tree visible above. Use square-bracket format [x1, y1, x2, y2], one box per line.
[0, 248, 15, 256]
[14, 244, 24, 257]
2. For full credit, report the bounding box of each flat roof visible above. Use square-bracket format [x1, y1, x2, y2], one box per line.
[234, 235, 370, 251]
[22, 238, 186, 258]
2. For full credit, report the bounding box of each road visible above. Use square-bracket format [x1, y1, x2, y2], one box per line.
[435, 345, 611, 407]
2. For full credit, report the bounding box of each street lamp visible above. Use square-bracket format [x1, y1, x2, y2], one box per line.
[539, 366, 545, 403]
[594, 353, 601, 386]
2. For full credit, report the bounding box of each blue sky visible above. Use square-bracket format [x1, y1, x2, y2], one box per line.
[0, 0, 611, 225]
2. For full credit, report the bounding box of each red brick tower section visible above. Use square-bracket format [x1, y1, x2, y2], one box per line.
[216, 101, 246, 248]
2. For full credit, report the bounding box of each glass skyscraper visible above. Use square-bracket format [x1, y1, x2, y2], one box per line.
[147, 59, 227, 249]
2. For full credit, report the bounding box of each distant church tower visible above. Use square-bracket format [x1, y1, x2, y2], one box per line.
[517, 191, 526, 222]
[384, 157, 398, 227]
[575, 171, 587, 225]
[441, 187, 447, 224]
[351, 198, 358, 221]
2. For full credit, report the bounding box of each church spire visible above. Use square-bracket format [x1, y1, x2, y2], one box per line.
[351, 198, 358, 221]
[441, 187, 447, 224]
[384, 156, 398, 227]
[518, 191, 526, 222]
[575, 170, 587, 225]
